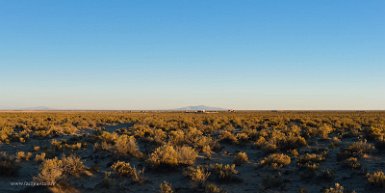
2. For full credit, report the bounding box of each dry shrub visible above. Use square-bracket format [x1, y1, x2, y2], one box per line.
[35, 153, 46, 162]
[233, 152, 249, 165]
[169, 129, 185, 145]
[153, 129, 166, 144]
[256, 126, 307, 152]
[177, 146, 198, 165]
[367, 171, 385, 187]
[114, 134, 143, 158]
[297, 153, 327, 171]
[236, 132, 249, 142]
[93, 141, 111, 152]
[202, 145, 213, 159]
[35, 157, 63, 184]
[291, 149, 299, 158]
[185, 127, 213, 149]
[0, 152, 19, 176]
[17, 151, 25, 160]
[159, 181, 174, 193]
[260, 153, 291, 169]
[148, 145, 178, 166]
[51, 139, 63, 151]
[205, 183, 222, 193]
[348, 140, 375, 156]
[319, 124, 334, 139]
[100, 131, 118, 142]
[367, 124, 385, 145]
[339, 140, 375, 159]
[55, 125, 78, 134]
[219, 131, 238, 144]
[61, 155, 86, 177]
[343, 157, 360, 169]
[323, 183, 344, 193]
[184, 166, 210, 184]
[0, 127, 13, 143]
[111, 161, 143, 183]
[34, 145, 41, 152]
[64, 142, 82, 150]
[255, 136, 278, 152]
[210, 164, 238, 181]
[148, 144, 197, 167]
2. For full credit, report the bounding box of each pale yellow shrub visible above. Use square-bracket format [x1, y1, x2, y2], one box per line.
[184, 166, 210, 184]
[111, 161, 143, 183]
[260, 153, 291, 169]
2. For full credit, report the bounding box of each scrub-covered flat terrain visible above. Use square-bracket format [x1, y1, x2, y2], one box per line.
[0, 111, 384, 193]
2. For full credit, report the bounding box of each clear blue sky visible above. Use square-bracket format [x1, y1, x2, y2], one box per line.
[0, 0, 384, 110]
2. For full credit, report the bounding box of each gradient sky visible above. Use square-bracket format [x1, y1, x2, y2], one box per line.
[0, 0, 384, 110]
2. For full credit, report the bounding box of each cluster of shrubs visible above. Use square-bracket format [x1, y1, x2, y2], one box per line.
[1, 111, 385, 192]
[34, 155, 91, 185]
[297, 150, 328, 171]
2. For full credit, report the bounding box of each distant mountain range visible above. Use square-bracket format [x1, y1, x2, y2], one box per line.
[0, 106, 54, 110]
[0, 105, 227, 111]
[174, 105, 226, 111]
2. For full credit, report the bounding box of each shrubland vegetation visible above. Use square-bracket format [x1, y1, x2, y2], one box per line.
[0, 111, 384, 192]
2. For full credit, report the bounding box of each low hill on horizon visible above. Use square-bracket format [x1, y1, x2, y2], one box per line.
[174, 105, 226, 111]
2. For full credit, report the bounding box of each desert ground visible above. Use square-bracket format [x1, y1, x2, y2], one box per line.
[0, 111, 384, 193]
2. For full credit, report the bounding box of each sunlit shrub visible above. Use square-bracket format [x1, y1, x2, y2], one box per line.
[260, 153, 291, 169]
[0, 127, 13, 143]
[148, 145, 178, 166]
[339, 140, 375, 159]
[177, 146, 198, 166]
[219, 131, 238, 144]
[323, 183, 344, 193]
[205, 183, 222, 193]
[184, 166, 210, 184]
[367, 124, 385, 145]
[298, 153, 327, 171]
[35, 152, 46, 162]
[202, 145, 213, 159]
[35, 157, 63, 184]
[111, 161, 143, 183]
[61, 155, 86, 177]
[114, 134, 143, 158]
[233, 152, 249, 165]
[148, 144, 198, 167]
[210, 163, 238, 180]
[343, 157, 360, 169]
[367, 171, 385, 187]
[159, 181, 174, 193]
